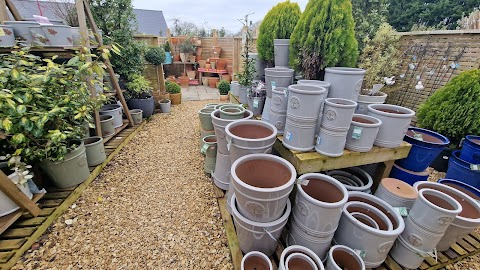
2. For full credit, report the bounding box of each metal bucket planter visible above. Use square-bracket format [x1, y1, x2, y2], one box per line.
[231, 81, 240, 96]
[438, 179, 480, 201]
[213, 150, 231, 190]
[211, 109, 254, 155]
[401, 215, 445, 251]
[326, 245, 366, 270]
[324, 67, 366, 101]
[271, 87, 288, 112]
[40, 140, 90, 189]
[334, 201, 396, 268]
[4, 21, 38, 45]
[202, 135, 217, 174]
[389, 235, 427, 269]
[413, 181, 480, 251]
[100, 104, 123, 128]
[287, 84, 327, 120]
[460, 135, 480, 164]
[262, 97, 272, 121]
[374, 178, 418, 211]
[40, 25, 73, 46]
[247, 96, 265, 116]
[274, 39, 290, 68]
[241, 251, 273, 270]
[283, 116, 317, 152]
[231, 193, 291, 256]
[198, 107, 215, 131]
[0, 25, 16, 47]
[225, 120, 277, 163]
[367, 104, 415, 148]
[279, 245, 324, 270]
[408, 188, 462, 233]
[326, 167, 373, 193]
[129, 109, 143, 125]
[199, 127, 215, 153]
[0, 173, 33, 217]
[396, 127, 450, 172]
[285, 253, 318, 270]
[389, 163, 430, 186]
[265, 68, 294, 98]
[446, 151, 480, 189]
[239, 85, 249, 104]
[315, 127, 348, 157]
[232, 153, 296, 223]
[321, 98, 357, 131]
[83, 136, 106, 167]
[127, 96, 155, 118]
[356, 92, 388, 115]
[268, 109, 287, 135]
[345, 114, 382, 152]
[159, 99, 171, 113]
[99, 115, 115, 137]
[288, 216, 335, 260]
[294, 173, 348, 234]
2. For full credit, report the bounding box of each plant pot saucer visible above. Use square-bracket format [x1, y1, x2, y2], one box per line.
[380, 178, 417, 199]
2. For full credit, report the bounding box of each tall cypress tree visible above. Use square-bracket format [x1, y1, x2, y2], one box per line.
[289, 0, 358, 79]
[257, 1, 301, 66]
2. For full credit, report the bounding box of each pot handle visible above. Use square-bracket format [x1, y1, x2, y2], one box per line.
[226, 137, 233, 151]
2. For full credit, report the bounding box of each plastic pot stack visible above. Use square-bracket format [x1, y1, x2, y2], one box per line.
[282, 84, 327, 152]
[288, 173, 348, 261]
[314, 98, 357, 157]
[389, 188, 462, 269]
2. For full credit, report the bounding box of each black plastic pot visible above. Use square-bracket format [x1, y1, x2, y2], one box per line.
[127, 96, 155, 118]
[430, 147, 456, 172]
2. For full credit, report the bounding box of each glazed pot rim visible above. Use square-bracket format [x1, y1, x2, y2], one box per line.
[241, 251, 273, 270]
[231, 153, 296, 193]
[83, 136, 103, 145]
[211, 109, 254, 126]
[202, 135, 217, 144]
[325, 98, 357, 108]
[367, 104, 415, 118]
[99, 114, 114, 121]
[438, 179, 480, 199]
[350, 212, 380, 230]
[417, 188, 462, 215]
[348, 191, 405, 234]
[288, 84, 327, 95]
[264, 67, 295, 74]
[272, 87, 287, 94]
[414, 181, 480, 223]
[351, 114, 382, 127]
[392, 163, 430, 176]
[285, 252, 317, 270]
[328, 245, 364, 270]
[405, 127, 450, 146]
[231, 193, 291, 227]
[297, 173, 349, 208]
[325, 67, 366, 74]
[129, 109, 143, 113]
[343, 201, 394, 234]
[280, 245, 324, 270]
[225, 119, 277, 143]
[327, 167, 373, 191]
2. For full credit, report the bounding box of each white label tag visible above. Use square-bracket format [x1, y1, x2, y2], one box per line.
[414, 133, 424, 141]
[395, 207, 409, 217]
[296, 179, 310, 186]
[471, 164, 480, 171]
[33, 15, 53, 25]
[0, 27, 4, 37]
[316, 135, 322, 145]
[227, 139, 232, 151]
[352, 126, 363, 139]
[285, 131, 292, 141]
[271, 81, 276, 90]
[253, 98, 259, 108]
[354, 249, 366, 259]
[200, 144, 209, 154]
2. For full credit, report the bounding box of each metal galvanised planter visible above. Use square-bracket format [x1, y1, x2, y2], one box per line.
[129, 109, 143, 125]
[100, 104, 124, 128]
[99, 114, 115, 137]
[367, 104, 415, 148]
[83, 136, 106, 167]
[326, 245, 366, 270]
[279, 245, 324, 270]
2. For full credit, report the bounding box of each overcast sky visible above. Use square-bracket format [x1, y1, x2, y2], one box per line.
[132, 0, 309, 33]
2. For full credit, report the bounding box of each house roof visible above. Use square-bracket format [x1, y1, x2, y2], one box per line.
[9, 0, 167, 36]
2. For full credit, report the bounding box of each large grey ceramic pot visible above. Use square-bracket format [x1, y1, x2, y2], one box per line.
[83, 136, 106, 167]
[274, 39, 290, 68]
[324, 67, 366, 101]
[211, 109, 254, 155]
[127, 96, 155, 118]
[40, 25, 73, 46]
[265, 68, 294, 98]
[100, 104, 123, 128]
[345, 114, 382, 153]
[367, 104, 415, 148]
[287, 84, 327, 120]
[4, 21, 38, 45]
[40, 139, 90, 188]
[0, 25, 15, 47]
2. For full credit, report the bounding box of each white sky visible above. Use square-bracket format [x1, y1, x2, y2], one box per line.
[132, 0, 309, 33]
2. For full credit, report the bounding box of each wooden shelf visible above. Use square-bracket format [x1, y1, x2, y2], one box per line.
[198, 68, 228, 74]
[173, 61, 198, 64]
[102, 121, 129, 144]
[0, 193, 45, 235]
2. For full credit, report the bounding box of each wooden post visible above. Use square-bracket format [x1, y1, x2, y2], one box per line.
[166, 28, 172, 45]
[0, 171, 41, 216]
[5, 0, 21, 21]
[212, 29, 218, 46]
[0, 0, 9, 23]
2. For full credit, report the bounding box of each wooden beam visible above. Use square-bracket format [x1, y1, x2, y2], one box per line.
[0, 172, 41, 216]
[158, 64, 166, 95]
[166, 28, 172, 45]
[5, 0, 21, 21]
[212, 29, 218, 46]
[0, 0, 9, 23]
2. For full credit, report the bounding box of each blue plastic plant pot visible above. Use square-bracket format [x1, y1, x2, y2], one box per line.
[389, 163, 429, 186]
[460, 135, 480, 164]
[438, 178, 480, 201]
[164, 51, 172, 64]
[396, 127, 450, 172]
[446, 150, 480, 190]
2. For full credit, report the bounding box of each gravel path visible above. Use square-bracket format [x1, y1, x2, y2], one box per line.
[13, 101, 233, 270]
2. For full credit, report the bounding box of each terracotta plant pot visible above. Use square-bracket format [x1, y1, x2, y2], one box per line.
[171, 37, 179, 44]
[187, 70, 196, 80]
[170, 93, 182, 105]
[180, 53, 188, 63]
[179, 75, 190, 88]
[210, 61, 217, 69]
[213, 46, 222, 57]
[241, 251, 273, 270]
[374, 178, 418, 211]
[198, 60, 207, 68]
[205, 63, 211, 69]
[202, 77, 209, 86]
[173, 54, 180, 62]
[208, 77, 219, 88]
[167, 77, 177, 84]
[220, 94, 229, 101]
[227, 66, 233, 76]
[221, 74, 231, 82]
[217, 59, 227, 70]
[195, 47, 203, 61]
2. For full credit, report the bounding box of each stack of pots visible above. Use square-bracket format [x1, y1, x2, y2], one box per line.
[211, 106, 253, 190]
[267, 87, 288, 134]
[230, 154, 296, 256]
[389, 187, 462, 269]
[278, 245, 324, 270]
[231, 81, 240, 97]
[324, 67, 366, 101]
[446, 135, 480, 189]
[356, 91, 388, 115]
[335, 191, 405, 268]
[414, 181, 480, 252]
[283, 84, 327, 152]
[201, 135, 217, 174]
[326, 167, 373, 194]
[296, 80, 332, 135]
[288, 173, 348, 260]
[198, 105, 216, 152]
[315, 98, 357, 157]
[344, 114, 382, 153]
[374, 178, 418, 212]
[367, 104, 415, 148]
[263, 68, 294, 121]
[391, 127, 449, 185]
[100, 104, 124, 128]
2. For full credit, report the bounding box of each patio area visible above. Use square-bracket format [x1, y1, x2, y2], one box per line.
[182, 86, 220, 101]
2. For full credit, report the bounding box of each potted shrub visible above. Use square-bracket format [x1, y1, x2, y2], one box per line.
[179, 36, 196, 63]
[238, 16, 256, 104]
[0, 48, 107, 188]
[144, 46, 166, 93]
[166, 80, 182, 105]
[163, 41, 172, 64]
[125, 74, 155, 118]
[218, 80, 230, 101]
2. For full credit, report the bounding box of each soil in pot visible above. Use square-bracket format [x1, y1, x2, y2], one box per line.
[242, 251, 272, 270]
[179, 76, 190, 88]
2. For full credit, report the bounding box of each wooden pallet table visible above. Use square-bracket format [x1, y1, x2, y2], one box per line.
[0, 121, 146, 270]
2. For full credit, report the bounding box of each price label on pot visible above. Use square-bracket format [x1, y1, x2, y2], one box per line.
[471, 164, 480, 171]
[253, 99, 259, 108]
[284, 88, 288, 97]
[414, 133, 424, 141]
[200, 144, 209, 154]
[296, 179, 310, 186]
[354, 249, 366, 259]
[352, 126, 363, 139]
[271, 81, 276, 90]
[395, 207, 409, 217]
[285, 131, 292, 141]
[316, 135, 322, 145]
[227, 140, 232, 151]
[0, 28, 4, 37]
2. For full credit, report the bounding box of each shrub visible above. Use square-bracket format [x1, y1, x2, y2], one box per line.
[351, 0, 388, 53]
[125, 74, 151, 99]
[166, 81, 181, 94]
[145, 46, 166, 66]
[289, 0, 358, 79]
[164, 41, 171, 52]
[257, 1, 301, 65]
[417, 69, 480, 146]
[218, 80, 230, 95]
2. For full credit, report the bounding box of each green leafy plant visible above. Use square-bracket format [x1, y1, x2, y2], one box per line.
[165, 81, 181, 94]
[238, 14, 257, 87]
[0, 48, 107, 163]
[125, 74, 151, 99]
[145, 46, 166, 65]
[257, 1, 301, 65]
[417, 69, 480, 146]
[289, 0, 358, 79]
[351, 0, 388, 53]
[164, 41, 171, 52]
[179, 36, 196, 53]
[0, 154, 32, 186]
[218, 80, 230, 95]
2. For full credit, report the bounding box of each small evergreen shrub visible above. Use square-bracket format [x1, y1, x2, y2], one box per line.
[166, 81, 181, 94]
[145, 46, 166, 66]
[218, 80, 230, 95]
